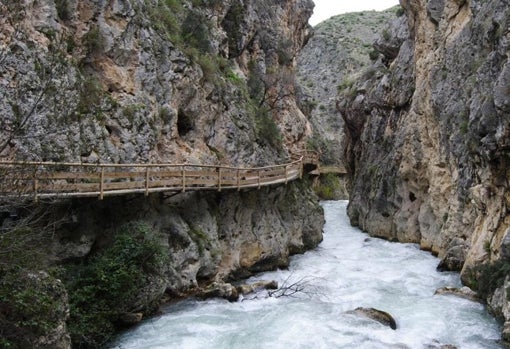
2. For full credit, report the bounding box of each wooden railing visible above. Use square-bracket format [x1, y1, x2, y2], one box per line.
[0, 152, 319, 201]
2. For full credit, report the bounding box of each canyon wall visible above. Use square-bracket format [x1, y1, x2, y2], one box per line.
[297, 8, 397, 165]
[340, 0, 510, 339]
[0, 1, 323, 348]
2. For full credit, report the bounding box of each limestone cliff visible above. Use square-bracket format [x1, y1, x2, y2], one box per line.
[297, 8, 397, 165]
[0, 0, 313, 165]
[340, 0, 510, 339]
[0, 1, 323, 348]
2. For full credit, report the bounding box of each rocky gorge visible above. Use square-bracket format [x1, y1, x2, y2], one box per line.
[338, 0, 510, 343]
[1, 0, 510, 347]
[0, 0, 324, 348]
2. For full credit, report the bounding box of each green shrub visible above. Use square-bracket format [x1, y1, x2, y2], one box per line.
[82, 26, 105, 54]
[55, 0, 71, 20]
[255, 108, 282, 148]
[76, 75, 104, 117]
[226, 69, 243, 84]
[222, 0, 245, 57]
[62, 222, 168, 349]
[197, 54, 219, 82]
[459, 120, 469, 134]
[276, 38, 293, 65]
[382, 28, 391, 41]
[0, 268, 67, 349]
[471, 261, 510, 300]
[182, 11, 212, 54]
[315, 173, 342, 200]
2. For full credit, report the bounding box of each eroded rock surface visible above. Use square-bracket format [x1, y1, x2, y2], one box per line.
[0, 0, 323, 347]
[340, 0, 510, 342]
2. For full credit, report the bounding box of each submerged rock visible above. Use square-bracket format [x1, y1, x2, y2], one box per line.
[425, 342, 458, 349]
[347, 307, 397, 330]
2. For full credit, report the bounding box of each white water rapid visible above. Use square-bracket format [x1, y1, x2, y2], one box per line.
[112, 201, 501, 349]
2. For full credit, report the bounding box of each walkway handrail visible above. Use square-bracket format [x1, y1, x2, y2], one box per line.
[0, 152, 318, 201]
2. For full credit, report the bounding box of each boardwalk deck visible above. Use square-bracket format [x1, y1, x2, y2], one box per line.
[0, 152, 318, 201]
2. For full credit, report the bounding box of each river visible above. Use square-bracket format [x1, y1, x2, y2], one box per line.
[112, 200, 501, 349]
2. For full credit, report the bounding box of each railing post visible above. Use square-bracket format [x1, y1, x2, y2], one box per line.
[145, 166, 149, 196]
[99, 167, 105, 200]
[285, 165, 288, 184]
[237, 169, 240, 191]
[33, 167, 38, 203]
[217, 167, 222, 192]
[258, 170, 261, 189]
[181, 165, 186, 192]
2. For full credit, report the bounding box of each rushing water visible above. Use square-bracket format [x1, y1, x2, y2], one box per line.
[112, 201, 501, 349]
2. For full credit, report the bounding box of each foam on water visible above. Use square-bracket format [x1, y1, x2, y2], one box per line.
[112, 201, 502, 349]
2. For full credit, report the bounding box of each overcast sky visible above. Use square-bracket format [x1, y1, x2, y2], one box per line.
[309, 0, 400, 26]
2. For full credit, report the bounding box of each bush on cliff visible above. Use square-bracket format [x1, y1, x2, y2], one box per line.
[470, 260, 510, 301]
[62, 222, 168, 349]
[0, 268, 69, 349]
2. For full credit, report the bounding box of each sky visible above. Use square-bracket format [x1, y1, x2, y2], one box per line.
[309, 0, 400, 26]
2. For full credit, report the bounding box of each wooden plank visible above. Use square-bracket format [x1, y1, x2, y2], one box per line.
[259, 168, 286, 177]
[182, 179, 218, 186]
[152, 170, 185, 178]
[40, 172, 100, 180]
[148, 179, 184, 187]
[42, 182, 99, 192]
[103, 171, 146, 179]
[102, 181, 145, 190]
[183, 170, 218, 178]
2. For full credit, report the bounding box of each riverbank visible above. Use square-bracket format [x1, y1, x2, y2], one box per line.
[112, 201, 501, 349]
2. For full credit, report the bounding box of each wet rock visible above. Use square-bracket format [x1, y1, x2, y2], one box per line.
[199, 282, 239, 302]
[501, 228, 510, 261]
[119, 312, 143, 325]
[502, 321, 510, 347]
[235, 280, 278, 295]
[437, 242, 467, 272]
[347, 307, 397, 330]
[425, 341, 458, 349]
[434, 286, 481, 303]
[487, 276, 510, 321]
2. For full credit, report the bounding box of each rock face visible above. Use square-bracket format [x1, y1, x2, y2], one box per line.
[0, 0, 313, 164]
[297, 9, 398, 165]
[0, 0, 323, 347]
[340, 0, 510, 341]
[54, 183, 323, 293]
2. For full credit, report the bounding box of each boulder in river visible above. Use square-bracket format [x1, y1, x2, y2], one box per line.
[425, 341, 458, 349]
[347, 307, 397, 330]
[199, 282, 239, 302]
[119, 313, 143, 325]
[434, 286, 481, 303]
[235, 280, 278, 295]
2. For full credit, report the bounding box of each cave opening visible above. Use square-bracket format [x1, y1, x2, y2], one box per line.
[177, 108, 194, 137]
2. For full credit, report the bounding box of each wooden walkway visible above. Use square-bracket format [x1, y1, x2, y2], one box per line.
[0, 151, 319, 201]
[309, 165, 347, 176]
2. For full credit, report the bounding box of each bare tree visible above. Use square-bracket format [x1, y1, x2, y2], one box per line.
[241, 274, 324, 301]
[268, 274, 324, 299]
